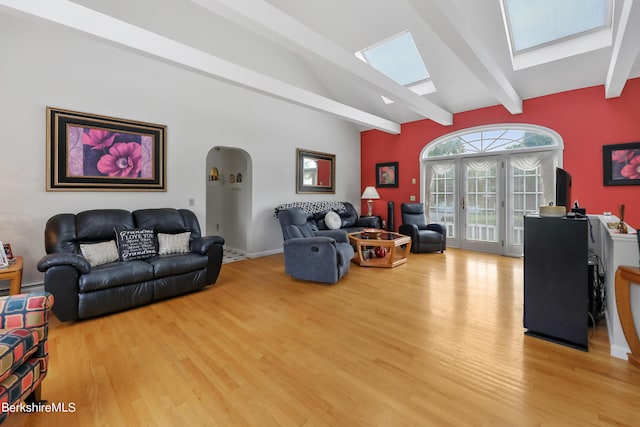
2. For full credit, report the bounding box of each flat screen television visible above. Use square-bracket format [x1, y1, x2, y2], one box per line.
[555, 167, 572, 209]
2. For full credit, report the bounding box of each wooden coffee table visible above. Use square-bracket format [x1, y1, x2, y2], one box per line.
[348, 231, 411, 268]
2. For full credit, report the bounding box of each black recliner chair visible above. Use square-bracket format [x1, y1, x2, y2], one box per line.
[399, 203, 446, 253]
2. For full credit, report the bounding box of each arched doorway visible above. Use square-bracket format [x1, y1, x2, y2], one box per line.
[420, 124, 563, 256]
[206, 147, 252, 257]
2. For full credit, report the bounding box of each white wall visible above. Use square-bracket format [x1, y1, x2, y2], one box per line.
[0, 12, 361, 286]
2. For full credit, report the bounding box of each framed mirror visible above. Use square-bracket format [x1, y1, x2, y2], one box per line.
[296, 148, 335, 193]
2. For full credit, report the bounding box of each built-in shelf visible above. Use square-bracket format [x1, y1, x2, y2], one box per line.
[206, 180, 243, 189]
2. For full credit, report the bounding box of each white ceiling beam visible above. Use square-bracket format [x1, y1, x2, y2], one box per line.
[605, 0, 640, 98]
[406, 0, 523, 115]
[0, 0, 401, 134]
[188, 0, 453, 125]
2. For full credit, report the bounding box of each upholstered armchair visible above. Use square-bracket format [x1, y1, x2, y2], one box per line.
[278, 207, 355, 284]
[399, 203, 447, 253]
[0, 292, 54, 423]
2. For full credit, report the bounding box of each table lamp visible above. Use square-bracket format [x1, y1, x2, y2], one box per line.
[361, 186, 380, 216]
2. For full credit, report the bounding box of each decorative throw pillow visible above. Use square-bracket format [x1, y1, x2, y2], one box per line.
[115, 227, 158, 261]
[157, 232, 191, 255]
[324, 211, 342, 230]
[80, 240, 119, 267]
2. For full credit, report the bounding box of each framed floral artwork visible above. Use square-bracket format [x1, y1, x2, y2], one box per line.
[46, 107, 166, 191]
[603, 142, 640, 186]
[376, 161, 398, 188]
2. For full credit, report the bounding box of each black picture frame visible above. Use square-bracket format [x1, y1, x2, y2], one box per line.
[46, 107, 166, 191]
[603, 142, 640, 186]
[376, 162, 399, 188]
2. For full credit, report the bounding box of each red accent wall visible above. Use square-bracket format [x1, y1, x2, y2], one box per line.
[361, 77, 640, 230]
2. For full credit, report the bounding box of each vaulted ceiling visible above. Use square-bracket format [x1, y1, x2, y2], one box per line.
[2, 0, 640, 134]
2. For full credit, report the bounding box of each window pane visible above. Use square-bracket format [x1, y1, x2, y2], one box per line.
[505, 0, 610, 52]
[425, 126, 559, 158]
[361, 32, 429, 86]
[428, 164, 455, 238]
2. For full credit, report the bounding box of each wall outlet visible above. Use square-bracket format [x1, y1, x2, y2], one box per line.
[188, 198, 195, 206]
[410, 195, 416, 201]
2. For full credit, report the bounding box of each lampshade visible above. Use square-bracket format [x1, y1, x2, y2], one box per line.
[361, 186, 380, 200]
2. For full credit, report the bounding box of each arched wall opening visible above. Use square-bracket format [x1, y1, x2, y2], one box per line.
[206, 146, 252, 256]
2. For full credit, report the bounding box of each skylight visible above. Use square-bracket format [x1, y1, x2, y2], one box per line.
[356, 31, 430, 87]
[503, 0, 611, 53]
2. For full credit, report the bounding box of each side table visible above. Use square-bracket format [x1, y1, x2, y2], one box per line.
[0, 256, 23, 295]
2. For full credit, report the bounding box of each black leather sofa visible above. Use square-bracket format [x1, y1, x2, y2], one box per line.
[37, 208, 224, 321]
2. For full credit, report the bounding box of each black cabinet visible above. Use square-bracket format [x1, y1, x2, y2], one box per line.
[523, 215, 588, 350]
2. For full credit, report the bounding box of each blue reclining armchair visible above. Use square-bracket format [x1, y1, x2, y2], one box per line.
[278, 207, 354, 284]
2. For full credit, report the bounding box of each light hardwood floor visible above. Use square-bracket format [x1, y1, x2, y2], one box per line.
[9, 249, 640, 426]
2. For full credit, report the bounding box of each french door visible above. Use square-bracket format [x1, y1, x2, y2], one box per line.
[425, 153, 553, 256]
[461, 157, 501, 253]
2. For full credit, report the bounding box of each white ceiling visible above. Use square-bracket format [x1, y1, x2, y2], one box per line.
[3, 0, 640, 134]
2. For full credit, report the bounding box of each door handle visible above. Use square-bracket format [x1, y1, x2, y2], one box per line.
[461, 196, 466, 210]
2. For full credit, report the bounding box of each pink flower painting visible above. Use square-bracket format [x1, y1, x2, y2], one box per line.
[69, 127, 150, 179]
[97, 142, 143, 177]
[610, 147, 640, 182]
[620, 155, 640, 180]
[82, 129, 118, 150]
[51, 107, 165, 190]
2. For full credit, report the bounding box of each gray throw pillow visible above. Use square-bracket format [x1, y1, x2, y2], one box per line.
[157, 232, 191, 255]
[80, 240, 119, 267]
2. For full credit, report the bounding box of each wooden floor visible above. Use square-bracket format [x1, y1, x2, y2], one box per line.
[8, 249, 640, 426]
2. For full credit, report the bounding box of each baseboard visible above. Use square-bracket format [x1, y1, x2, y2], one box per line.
[224, 246, 282, 259]
[605, 311, 631, 360]
[610, 344, 631, 360]
[0, 283, 44, 296]
[245, 248, 283, 258]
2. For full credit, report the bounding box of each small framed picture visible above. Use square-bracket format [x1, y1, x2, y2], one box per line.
[0, 242, 8, 269]
[376, 162, 399, 188]
[603, 142, 640, 186]
[3, 243, 13, 260]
